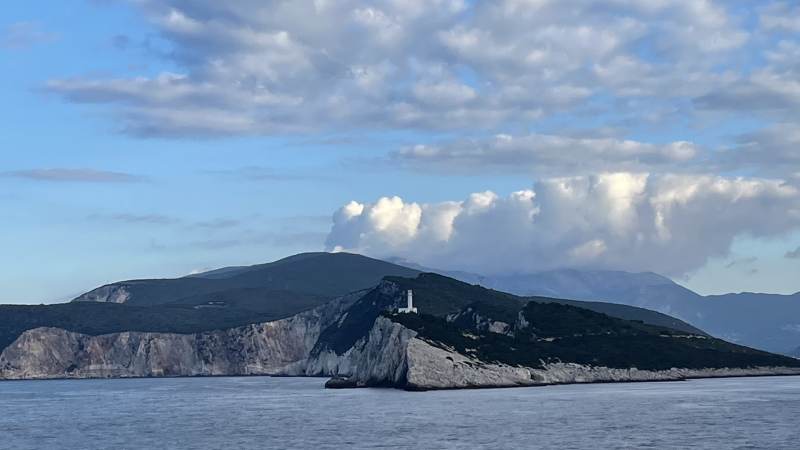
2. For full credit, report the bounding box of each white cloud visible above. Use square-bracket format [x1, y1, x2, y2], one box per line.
[44, 0, 756, 137]
[695, 17, 800, 119]
[393, 133, 701, 175]
[326, 173, 800, 276]
[38, 1, 800, 188]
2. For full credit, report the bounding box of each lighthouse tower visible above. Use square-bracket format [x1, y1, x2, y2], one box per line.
[398, 289, 418, 314]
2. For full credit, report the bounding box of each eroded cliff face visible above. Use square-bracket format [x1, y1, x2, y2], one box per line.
[72, 284, 131, 304]
[0, 293, 356, 380]
[305, 317, 416, 386]
[4, 279, 800, 389]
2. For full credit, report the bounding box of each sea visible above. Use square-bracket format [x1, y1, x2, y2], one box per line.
[1, 376, 798, 449]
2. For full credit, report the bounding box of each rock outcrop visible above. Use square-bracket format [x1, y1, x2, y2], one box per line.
[305, 317, 416, 385]
[72, 284, 132, 304]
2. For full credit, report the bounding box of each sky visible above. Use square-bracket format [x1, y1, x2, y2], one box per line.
[1, 0, 800, 304]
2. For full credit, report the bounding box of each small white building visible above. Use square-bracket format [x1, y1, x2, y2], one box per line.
[398, 289, 418, 314]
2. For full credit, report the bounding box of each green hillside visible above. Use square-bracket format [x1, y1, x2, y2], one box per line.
[0, 302, 290, 352]
[318, 273, 800, 370]
[391, 310, 797, 370]
[72, 252, 421, 307]
[3, 255, 718, 357]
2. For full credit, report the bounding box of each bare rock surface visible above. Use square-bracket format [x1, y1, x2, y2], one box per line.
[72, 284, 132, 304]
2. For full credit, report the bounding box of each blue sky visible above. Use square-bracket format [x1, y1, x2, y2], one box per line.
[2, 1, 800, 303]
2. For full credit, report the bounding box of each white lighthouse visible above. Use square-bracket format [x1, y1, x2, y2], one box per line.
[398, 289, 418, 314]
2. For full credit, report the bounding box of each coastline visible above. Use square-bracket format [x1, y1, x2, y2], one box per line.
[327, 364, 800, 392]
[2, 369, 799, 389]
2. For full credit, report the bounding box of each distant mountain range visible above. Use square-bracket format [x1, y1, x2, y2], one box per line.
[388, 258, 800, 356]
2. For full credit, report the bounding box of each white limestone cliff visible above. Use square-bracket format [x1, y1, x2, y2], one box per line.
[3, 287, 799, 389]
[312, 318, 800, 390]
[0, 293, 355, 380]
[72, 284, 132, 304]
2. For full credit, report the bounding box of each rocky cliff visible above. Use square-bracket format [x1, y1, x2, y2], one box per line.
[73, 284, 132, 304]
[3, 274, 800, 390]
[306, 317, 416, 386]
[0, 293, 357, 380]
[313, 317, 800, 390]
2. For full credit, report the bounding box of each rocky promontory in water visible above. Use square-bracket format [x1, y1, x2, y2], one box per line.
[305, 275, 800, 390]
[2, 254, 799, 390]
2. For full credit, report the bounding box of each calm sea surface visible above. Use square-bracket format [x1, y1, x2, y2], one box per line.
[1, 376, 798, 449]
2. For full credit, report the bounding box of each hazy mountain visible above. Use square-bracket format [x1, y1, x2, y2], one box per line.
[496, 276, 800, 355]
[531, 297, 705, 336]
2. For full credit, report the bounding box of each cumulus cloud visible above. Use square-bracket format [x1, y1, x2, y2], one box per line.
[2, 168, 143, 183]
[326, 173, 800, 276]
[393, 133, 700, 175]
[44, 0, 754, 137]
